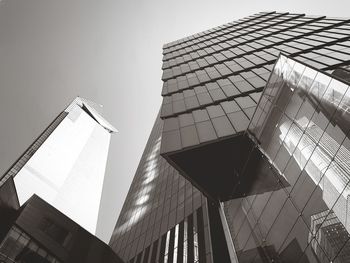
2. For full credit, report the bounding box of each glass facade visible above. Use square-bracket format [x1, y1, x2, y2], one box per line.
[0, 226, 60, 263]
[109, 115, 214, 262]
[0, 97, 117, 242]
[160, 12, 350, 155]
[223, 54, 350, 262]
[113, 11, 350, 263]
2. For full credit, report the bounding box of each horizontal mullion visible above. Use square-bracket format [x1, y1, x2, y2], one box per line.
[161, 14, 316, 70]
[162, 13, 290, 59]
[162, 12, 275, 53]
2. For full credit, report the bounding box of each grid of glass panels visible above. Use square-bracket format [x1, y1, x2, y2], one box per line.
[161, 15, 349, 74]
[224, 54, 350, 262]
[162, 13, 299, 60]
[161, 73, 266, 118]
[109, 115, 213, 262]
[162, 12, 274, 54]
[0, 226, 61, 263]
[161, 92, 262, 153]
[116, 12, 350, 263]
[160, 12, 350, 156]
[127, 207, 210, 263]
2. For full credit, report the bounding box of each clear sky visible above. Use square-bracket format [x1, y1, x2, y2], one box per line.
[0, 0, 349, 242]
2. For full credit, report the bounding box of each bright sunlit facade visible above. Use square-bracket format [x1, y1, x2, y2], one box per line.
[1, 97, 117, 241]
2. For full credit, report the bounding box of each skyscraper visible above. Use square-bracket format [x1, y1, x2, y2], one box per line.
[109, 114, 217, 262]
[1, 97, 117, 240]
[110, 12, 350, 263]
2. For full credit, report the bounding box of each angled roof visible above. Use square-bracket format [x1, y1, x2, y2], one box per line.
[66, 97, 118, 133]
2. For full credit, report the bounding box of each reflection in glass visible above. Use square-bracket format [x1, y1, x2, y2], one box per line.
[184, 218, 188, 263]
[194, 228, 199, 262]
[114, 137, 161, 235]
[260, 56, 350, 261]
[280, 116, 350, 232]
[164, 230, 170, 263]
[309, 210, 350, 262]
[173, 224, 179, 263]
[227, 55, 350, 263]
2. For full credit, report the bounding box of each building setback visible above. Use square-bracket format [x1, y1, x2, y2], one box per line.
[110, 12, 350, 263]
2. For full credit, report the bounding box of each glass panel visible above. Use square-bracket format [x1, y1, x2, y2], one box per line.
[265, 198, 299, 253]
[298, 238, 330, 263]
[255, 189, 288, 241]
[237, 224, 262, 262]
[228, 55, 350, 263]
[0, 227, 60, 262]
[278, 217, 310, 262]
[333, 237, 350, 262]
[309, 209, 350, 262]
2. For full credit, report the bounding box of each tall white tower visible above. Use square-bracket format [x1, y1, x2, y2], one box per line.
[0, 97, 117, 242]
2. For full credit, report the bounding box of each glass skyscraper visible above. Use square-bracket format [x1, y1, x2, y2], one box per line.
[0, 97, 121, 263]
[110, 12, 350, 263]
[109, 114, 215, 262]
[1, 97, 117, 240]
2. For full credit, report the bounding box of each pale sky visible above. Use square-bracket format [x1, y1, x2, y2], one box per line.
[0, 0, 349, 242]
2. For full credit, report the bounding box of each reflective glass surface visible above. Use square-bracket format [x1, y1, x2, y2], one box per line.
[110, 115, 213, 262]
[133, 11, 350, 263]
[0, 226, 60, 263]
[225, 55, 350, 262]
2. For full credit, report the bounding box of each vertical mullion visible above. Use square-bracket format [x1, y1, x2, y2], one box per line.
[159, 233, 167, 262]
[177, 222, 184, 263]
[150, 239, 159, 263]
[197, 208, 207, 263]
[184, 218, 188, 263]
[187, 214, 194, 262]
[143, 246, 150, 263]
[168, 228, 176, 262]
[174, 224, 179, 263]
